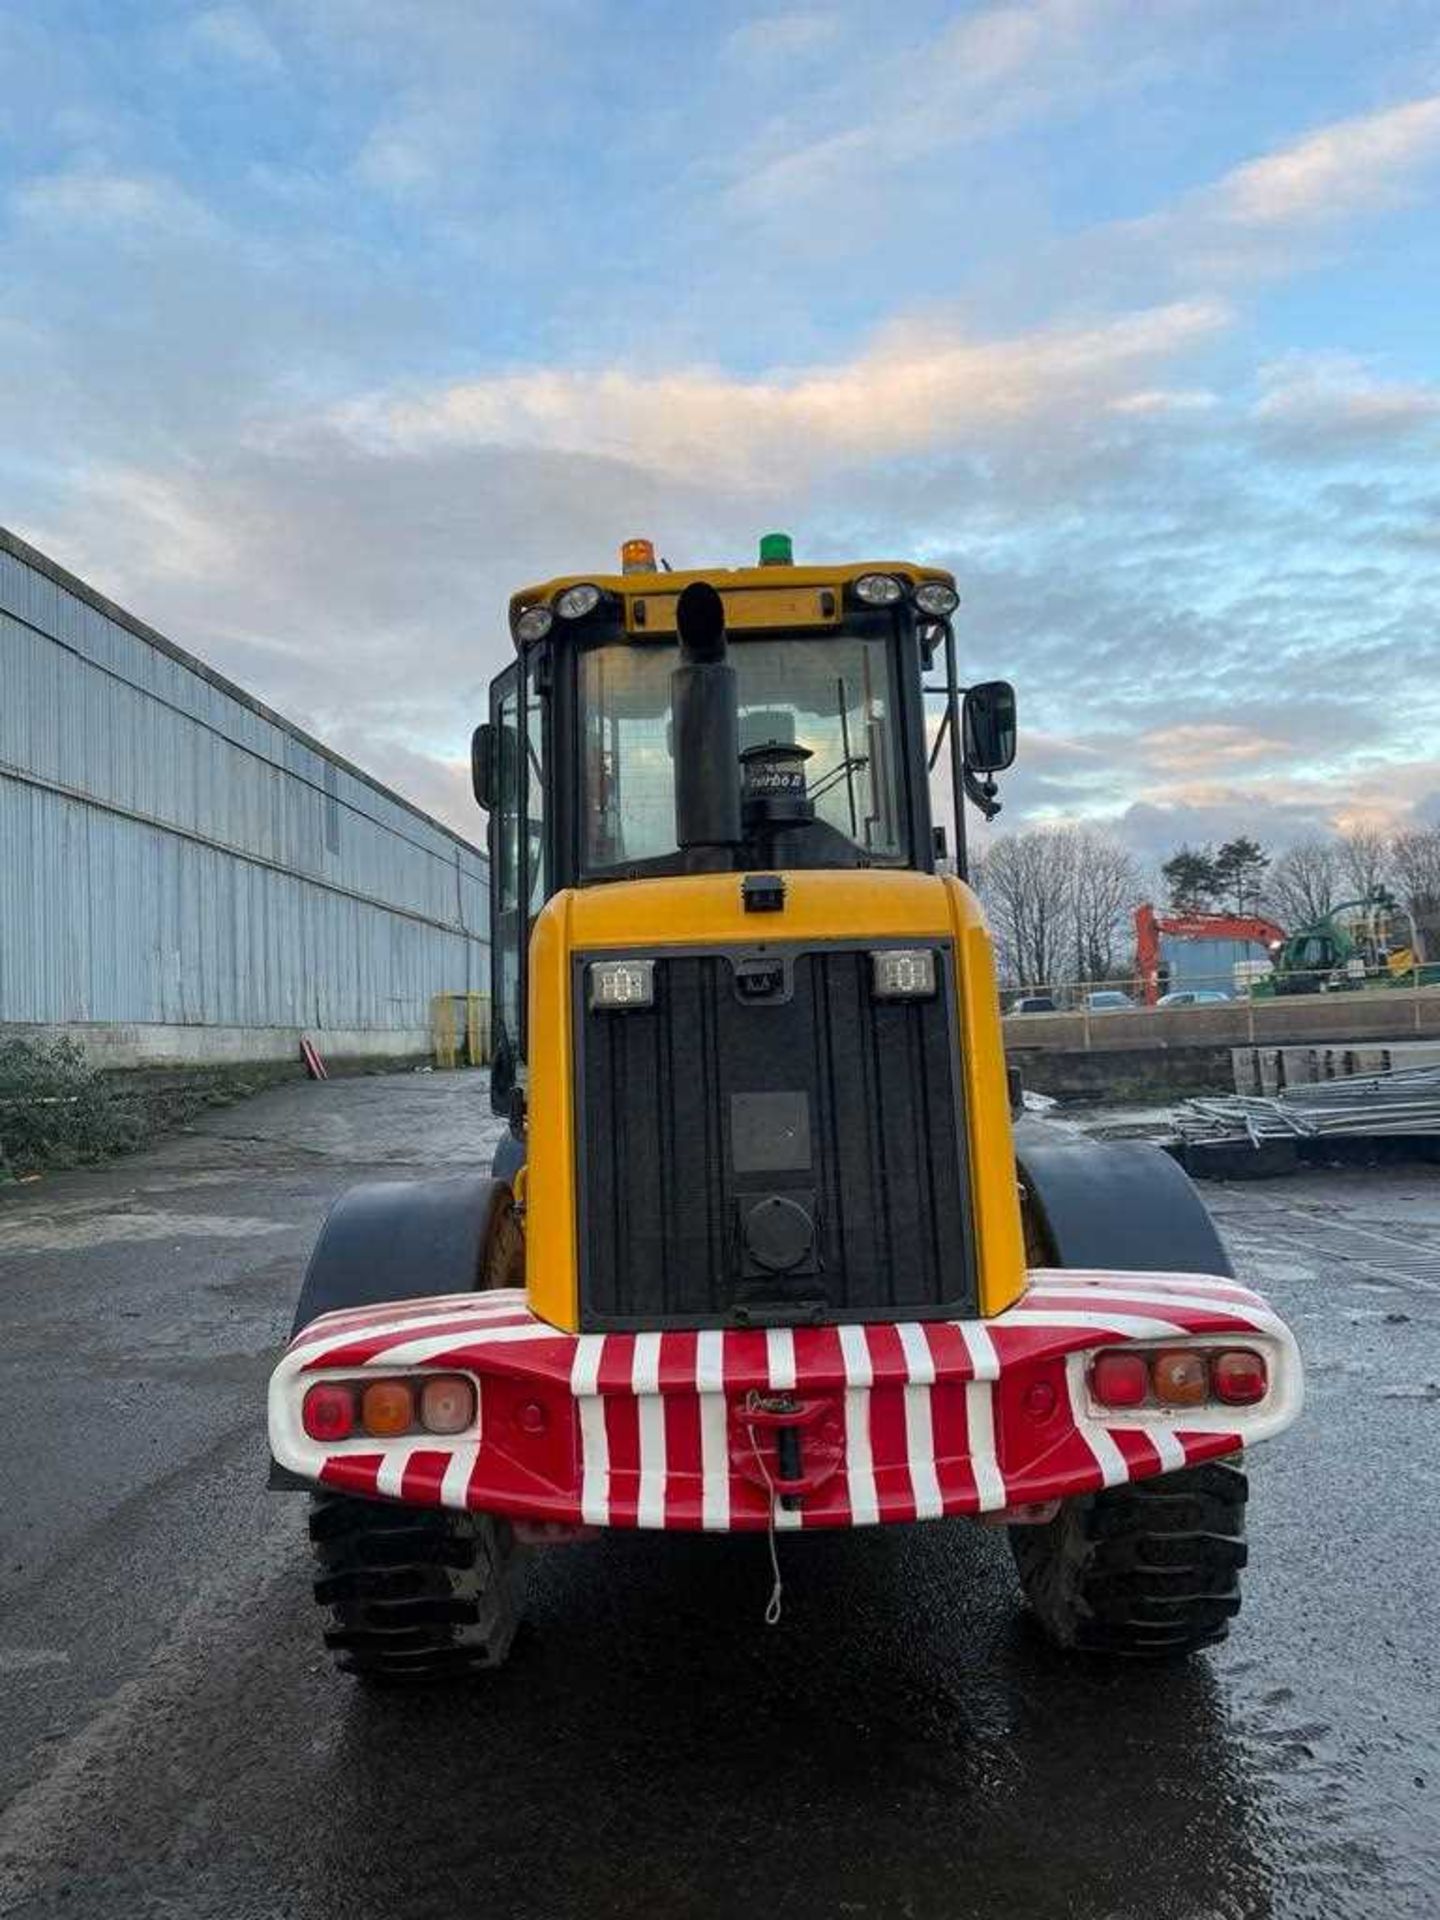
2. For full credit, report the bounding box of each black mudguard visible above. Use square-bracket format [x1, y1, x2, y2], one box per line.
[287, 1174, 508, 1339]
[1013, 1118, 1233, 1278]
[271, 1174, 509, 1490]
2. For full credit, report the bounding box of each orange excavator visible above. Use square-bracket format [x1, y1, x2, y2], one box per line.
[1134, 904, 1285, 1006]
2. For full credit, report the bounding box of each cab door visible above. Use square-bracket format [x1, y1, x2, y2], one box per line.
[486, 651, 548, 1114]
[488, 663, 522, 1111]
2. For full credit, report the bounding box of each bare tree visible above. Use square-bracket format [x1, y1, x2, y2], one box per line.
[1065, 827, 1143, 985]
[973, 830, 1075, 989]
[1390, 827, 1440, 915]
[1337, 825, 1391, 903]
[1267, 838, 1341, 929]
[1390, 828, 1440, 960]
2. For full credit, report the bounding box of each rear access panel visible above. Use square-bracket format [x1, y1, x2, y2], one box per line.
[573, 942, 976, 1330]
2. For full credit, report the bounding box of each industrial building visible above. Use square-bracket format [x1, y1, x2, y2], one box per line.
[0, 525, 488, 1070]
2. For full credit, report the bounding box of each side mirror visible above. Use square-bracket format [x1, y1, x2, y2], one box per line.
[962, 680, 1017, 773]
[471, 723, 494, 811]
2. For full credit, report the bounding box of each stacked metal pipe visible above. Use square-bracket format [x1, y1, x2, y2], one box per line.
[1175, 1063, 1440, 1149]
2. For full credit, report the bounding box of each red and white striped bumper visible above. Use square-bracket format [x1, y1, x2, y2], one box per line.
[268, 1270, 1303, 1531]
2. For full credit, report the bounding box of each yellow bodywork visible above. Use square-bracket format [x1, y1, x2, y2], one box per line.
[524, 868, 1026, 1332]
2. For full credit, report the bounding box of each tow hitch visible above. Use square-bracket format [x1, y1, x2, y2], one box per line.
[735, 1391, 844, 1511]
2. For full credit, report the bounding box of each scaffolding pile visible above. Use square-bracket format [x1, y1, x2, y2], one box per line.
[1175, 1063, 1440, 1151]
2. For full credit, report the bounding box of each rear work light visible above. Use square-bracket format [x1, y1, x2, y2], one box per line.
[301, 1374, 479, 1441]
[870, 948, 937, 1000]
[1090, 1345, 1269, 1411]
[588, 958, 655, 1010]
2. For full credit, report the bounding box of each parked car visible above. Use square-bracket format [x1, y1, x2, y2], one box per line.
[1084, 989, 1135, 1011]
[1157, 988, 1232, 1007]
[1010, 994, 1058, 1014]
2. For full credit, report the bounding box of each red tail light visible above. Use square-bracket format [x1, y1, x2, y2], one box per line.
[1091, 1351, 1149, 1407]
[1212, 1348, 1268, 1405]
[303, 1382, 356, 1441]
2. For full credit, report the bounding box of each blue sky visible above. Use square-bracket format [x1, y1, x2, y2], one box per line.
[3, 0, 1439, 858]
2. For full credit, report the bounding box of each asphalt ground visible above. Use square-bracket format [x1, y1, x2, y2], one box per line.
[0, 1072, 1436, 1920]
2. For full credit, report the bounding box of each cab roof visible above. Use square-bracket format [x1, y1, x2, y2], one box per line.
[507, 559, 958, 648]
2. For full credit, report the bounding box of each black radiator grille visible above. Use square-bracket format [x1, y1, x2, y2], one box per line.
[574, 944, 975, 1329]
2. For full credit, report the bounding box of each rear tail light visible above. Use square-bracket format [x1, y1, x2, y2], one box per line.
[1091, 1351, 1149, 1407]
[361, 1379, 415, 1436]
[419, 1375, 477, 1435]
[301, 1374, 480, 1441]
[302, 1382, 356, 1441]
[1212, 1348, 1268, 1405]
[1152, 1349, 1208, 1407]
[1089, 1345, 1271, 1411]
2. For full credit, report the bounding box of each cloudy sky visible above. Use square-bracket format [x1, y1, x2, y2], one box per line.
[3, 1, 1439, 858]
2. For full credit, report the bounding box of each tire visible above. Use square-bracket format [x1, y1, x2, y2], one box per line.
[1010, 1457, 1248, 1660]
[309, 1492, 528, 1681]
[481, 1188, 525, 1292]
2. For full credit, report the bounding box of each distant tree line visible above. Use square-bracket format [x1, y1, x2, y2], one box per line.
[1160, 825, 1440, 933]
[972, 821, 1440, 991]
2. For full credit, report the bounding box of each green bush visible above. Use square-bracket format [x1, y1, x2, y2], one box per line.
[0, 1037, 147, 1175]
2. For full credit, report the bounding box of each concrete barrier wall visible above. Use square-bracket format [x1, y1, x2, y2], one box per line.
[1005, 988, 1440, 1056]
[0, 527, 489, 1069]
[1006, 991, 1440, 1099]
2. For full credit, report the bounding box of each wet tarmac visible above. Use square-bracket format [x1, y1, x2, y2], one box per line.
[0, 1073, 1436, 1919]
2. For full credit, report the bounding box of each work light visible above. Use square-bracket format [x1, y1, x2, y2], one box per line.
[588, 959, 655, 1010]
[853, 572, 904, 606]
[555, 582, 602, 620]
[914, 581, 959, 617]
[870, 949, 937, 999]
[513, 603, 553, 641]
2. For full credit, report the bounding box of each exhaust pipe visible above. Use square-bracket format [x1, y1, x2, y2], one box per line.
[672, 581, 740, 858]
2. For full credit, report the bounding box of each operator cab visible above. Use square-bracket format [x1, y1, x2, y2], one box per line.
[473, 535, 1015, 1110]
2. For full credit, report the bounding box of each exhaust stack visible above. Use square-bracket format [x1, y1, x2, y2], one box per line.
[672, 581, 741, 860]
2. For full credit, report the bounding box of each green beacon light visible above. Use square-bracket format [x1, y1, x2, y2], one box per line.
[758, 531, 793, 567]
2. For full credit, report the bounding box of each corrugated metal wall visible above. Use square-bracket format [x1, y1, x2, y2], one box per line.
[0, 526, 488, 1057]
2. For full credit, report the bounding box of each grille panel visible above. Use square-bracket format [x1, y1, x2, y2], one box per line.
[575, 944, 975, 1328]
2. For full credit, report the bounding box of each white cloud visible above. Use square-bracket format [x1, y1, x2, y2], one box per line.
[726, 0, 1164, 216]
[10, 168, 216, 240]
[1212, 92, 1440, 228]
[1107, 388, 1218, 416]
[1253, 353, 1440, 453]
[352, 132, 436, 193]
[331, 299, 1231, 483]
[1109, 92, 1440, 287]
[724, 11, 841, 64]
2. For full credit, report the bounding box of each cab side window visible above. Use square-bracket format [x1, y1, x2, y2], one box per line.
[488, 655, 548, 1111]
